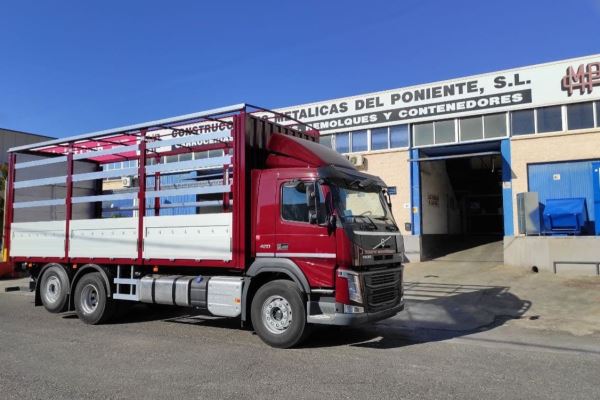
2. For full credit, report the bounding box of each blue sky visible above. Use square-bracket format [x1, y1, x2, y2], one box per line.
[1, 0, 599, 137]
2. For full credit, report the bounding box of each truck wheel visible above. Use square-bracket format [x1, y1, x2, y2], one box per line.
[250, 280, 311, 348]
[39, 264, 69, 313]
[73, 272, 115, 324]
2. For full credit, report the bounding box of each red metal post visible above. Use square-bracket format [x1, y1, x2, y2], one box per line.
[2, 153, 16, 263]
[232, 112, 246, 268]
[223, 163, 230, 211]
[64, 144, 74, 259]
[137, 130, 147, 262]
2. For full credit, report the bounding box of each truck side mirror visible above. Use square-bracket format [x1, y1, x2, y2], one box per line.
[328, 214, 337, 231]
[384, 190, 392, 209]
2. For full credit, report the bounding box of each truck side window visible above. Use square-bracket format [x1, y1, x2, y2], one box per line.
[282, 181, 328, 224]
[282, 182, 312, 223]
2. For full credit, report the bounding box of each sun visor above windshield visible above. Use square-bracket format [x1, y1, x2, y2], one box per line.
[318, 165, 387, 191]
[267, 133, 356, 169]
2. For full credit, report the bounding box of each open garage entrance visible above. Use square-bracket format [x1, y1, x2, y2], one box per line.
[414, 141, 505, 260]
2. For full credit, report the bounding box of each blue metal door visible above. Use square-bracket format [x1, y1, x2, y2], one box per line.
[593, 162, 600, 236]
[528, 161, 598, 235]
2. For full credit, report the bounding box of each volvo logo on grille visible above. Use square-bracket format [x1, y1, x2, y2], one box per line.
[373, 236, 392, 250]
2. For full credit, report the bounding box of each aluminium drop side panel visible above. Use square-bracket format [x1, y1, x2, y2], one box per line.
[69, 218, 138, 259]
[143, 214, 232, 261]
[10, 220, 66, 258]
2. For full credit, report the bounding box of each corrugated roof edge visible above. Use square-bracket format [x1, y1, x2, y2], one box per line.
[8, 103, 247, 153]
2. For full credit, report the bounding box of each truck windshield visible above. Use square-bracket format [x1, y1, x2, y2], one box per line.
[333, 187, 387, 220]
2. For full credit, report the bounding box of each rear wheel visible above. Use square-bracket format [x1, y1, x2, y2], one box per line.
[250, 280, 310, 348]
[39, 264, 69, 313]
[74, 272, 115, 324]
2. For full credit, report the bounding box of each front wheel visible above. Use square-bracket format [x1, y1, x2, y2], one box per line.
[250, 280, 311, 348]
[73, 272, 115, 324]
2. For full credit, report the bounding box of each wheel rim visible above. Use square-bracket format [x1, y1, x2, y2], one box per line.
[80, 283, 100, 315]
[262, 295, 293, 335]
[44, 275, 61, 304]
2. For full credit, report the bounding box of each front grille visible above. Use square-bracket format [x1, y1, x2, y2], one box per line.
[365, 270, 398, 286]
[370, 287, 398, 304]
[363, 268, 402, 312]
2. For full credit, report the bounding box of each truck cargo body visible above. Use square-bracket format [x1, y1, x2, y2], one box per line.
[1, 104, 404, 347]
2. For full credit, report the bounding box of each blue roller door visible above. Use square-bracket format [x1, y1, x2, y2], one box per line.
[528, 160, 599, 235]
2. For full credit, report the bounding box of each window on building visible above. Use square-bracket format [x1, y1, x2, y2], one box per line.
[434, 120, 455, 144]
[537, 106, 562, 133]
[371, 127, 389, 150]
[567, 102, 594, 130]
[208, 149, 224, 158]
[320, 134, 333, 149]
[390, 124, 409, 148]
[335, 132, 350, 153]
[511, 109, 535, 135]
[351, 130, 368, 152]
[194, 151, 208, 159]
[484, 113, 507, 138]
[459, 116, 483, 141]
[413, 122, 434, 146]
[178, 153, 193, 162]
[596, 102, 600, 127]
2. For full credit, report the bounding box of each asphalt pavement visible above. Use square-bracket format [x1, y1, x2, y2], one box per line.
[1, 283, 599, 400]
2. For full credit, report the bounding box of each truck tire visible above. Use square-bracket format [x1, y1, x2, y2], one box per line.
[39, 264, 69, 313]
[250, 279, 311, 348]
[73, 272, 115, 325]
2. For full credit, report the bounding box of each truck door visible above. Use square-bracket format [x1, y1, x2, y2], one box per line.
[275, 179, 337, 288]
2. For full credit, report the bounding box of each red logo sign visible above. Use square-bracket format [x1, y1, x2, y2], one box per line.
[561, 62, 600, 96]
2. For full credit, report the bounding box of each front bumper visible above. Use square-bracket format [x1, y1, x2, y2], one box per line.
[307, 299, 404, 326]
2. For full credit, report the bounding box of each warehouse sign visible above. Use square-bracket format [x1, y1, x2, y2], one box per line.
[293, 90, 530, 130]
[277, 55, 600, 132]
[561, 61, 600, 96]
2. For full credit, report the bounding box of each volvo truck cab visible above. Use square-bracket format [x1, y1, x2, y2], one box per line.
[250, 133, 404, 344]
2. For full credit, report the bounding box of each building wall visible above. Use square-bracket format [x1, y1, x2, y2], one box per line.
[360, 149, 411, 231]
[504, 236, 600, 275]
[510, 128, 600, 234]
[0, 129, 53, 164]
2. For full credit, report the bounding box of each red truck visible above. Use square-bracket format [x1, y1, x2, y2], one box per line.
[1, 104, 404, 348]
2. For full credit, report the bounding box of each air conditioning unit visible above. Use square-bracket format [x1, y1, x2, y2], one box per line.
[347, 154, 366, 169]
[121, 176, 133, 188]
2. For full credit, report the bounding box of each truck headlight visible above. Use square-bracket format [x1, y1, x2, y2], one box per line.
[337, 270, 363, 304]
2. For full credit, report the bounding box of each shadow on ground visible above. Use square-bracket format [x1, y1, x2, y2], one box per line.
[302, 281, 531, 349]
[68, 280, 531, 349]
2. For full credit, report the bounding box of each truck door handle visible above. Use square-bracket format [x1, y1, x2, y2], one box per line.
[277, 243, 289, 251]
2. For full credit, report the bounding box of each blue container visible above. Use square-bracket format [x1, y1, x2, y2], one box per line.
[542, 198, 588, 235]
